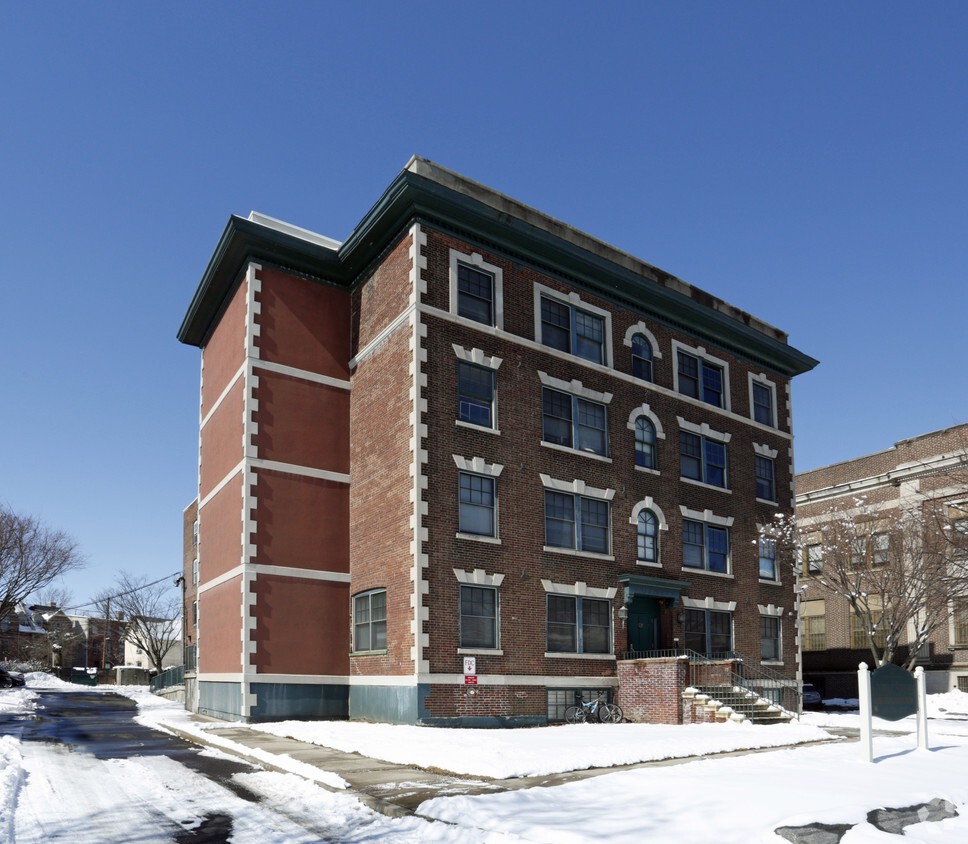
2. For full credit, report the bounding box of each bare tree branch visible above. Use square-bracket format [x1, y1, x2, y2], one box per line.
[104, 571, 181, 673]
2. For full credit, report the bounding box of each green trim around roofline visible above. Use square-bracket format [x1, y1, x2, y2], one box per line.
[178, 162, 819, 378]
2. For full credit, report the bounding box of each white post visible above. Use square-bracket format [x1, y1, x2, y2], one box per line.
[915, 666, 929, 752]
[858, 662, 873, 763]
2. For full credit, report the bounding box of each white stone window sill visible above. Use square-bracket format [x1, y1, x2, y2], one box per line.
[680, 477, 732, 494]
[543, 546, 615, 562]
[681, 567, 734, 580]
[635, 465, 660, 476]
[759, 578, 783, 586]
[456, 420, 501, 435]
[756, 497, 779, 506]
[636, 560, 662, 569]
[458, 648, 504, 656]
[545, 652, 617, 660]
[350, 650, 388, 657]
[456, 532, 501, 544]
[761, 660, 784, 667]
[541, 441, 612, 462]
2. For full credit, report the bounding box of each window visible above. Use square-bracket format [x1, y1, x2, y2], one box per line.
[760, 616, 781, 661]
[457, 362, 495, 428]
[459, 585, 498, 649]
[193, 558, 198, 585]
[192, 601, 198, 628]
[684, 609, 732, 656]
[544, 491, 610, 554]
[192, 520, 198, 548]
[801, 600, 826, 651]
[542, 388, 608, 456]
[752, 381, 775, 427]
[805, 544, 822, 575]
[456, 262, 495, 325]
[634, 417, 656, 469]
[637, 510, 659, 563]
[954, 599, 968, 647]
[677, 351, 723, 407]
[353, 589, 387, 652]
[755, 455, 776, 501]
[680, 431, 727, 487]
[758, 538, 777, 580]
[540, 295, 605, 364]
[850, 533, 889, 569]
[631, 333, 653, 381]
[851, 600, 886, 649]
[682, 520, 729, 573]
[546, 595, 610, 654]
[459, 472, 495, 537]
[547, 687, 610, 721]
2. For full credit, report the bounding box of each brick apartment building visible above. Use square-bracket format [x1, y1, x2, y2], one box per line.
[796, 423, 968, 698]
[177, 157, 817, 724]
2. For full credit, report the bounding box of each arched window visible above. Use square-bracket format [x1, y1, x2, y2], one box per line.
[637, 510, 659, 562]
[631, 333, 653, 382]
[635, 417, 656, 469]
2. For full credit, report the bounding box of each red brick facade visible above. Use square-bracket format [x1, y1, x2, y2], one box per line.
[179, 159, 816, 723]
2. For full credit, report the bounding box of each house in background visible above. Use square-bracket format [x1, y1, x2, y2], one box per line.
[178, 157, 817, 724]
[795, 423, 968, 698]
[122, 619, 183, 671]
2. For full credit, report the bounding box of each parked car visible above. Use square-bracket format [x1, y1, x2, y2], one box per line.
[0, 667, 26, 688]
[802, 682, 822, 709]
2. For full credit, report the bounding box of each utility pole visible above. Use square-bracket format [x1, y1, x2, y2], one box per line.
[101, 597, 110, 670]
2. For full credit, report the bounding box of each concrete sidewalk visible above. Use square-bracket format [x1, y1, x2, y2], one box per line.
[160, 717, 844, 819]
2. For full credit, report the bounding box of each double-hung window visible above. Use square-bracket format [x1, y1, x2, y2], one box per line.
[637, 510, 659, 563]
[677, 351, 723, 407]
[456, 262, 495, 325]
[755, 455, 776, 501]
[954, 599, 968, 647]
[544, 491, 610, 554]
[458, 472, 496, 537]
[459, 585, 498, 649]
[805, 544, 822, 575]
[758, 538, 778, 580]
[631, 333, 654, 381]
[684, 608, 732, 656]
[457, 362, 495, 428]
[680, 431, 727, 487]
[353, 589, 387, 652]
[634, 417, 656, 469]
[546, 595, 610, 654]
[682, 520, 729, 573]
[540, 295, 605, 365]
[760, 616, 781, 661]
[752, 381, 775, 427]
[542, 388, 608, 456]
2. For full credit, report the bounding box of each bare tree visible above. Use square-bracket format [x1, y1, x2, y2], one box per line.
[763, 498, 968, 670]
[0, 505, 84, 625]
[101, 572, 181, 673]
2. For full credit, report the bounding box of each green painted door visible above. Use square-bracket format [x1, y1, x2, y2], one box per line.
[628, 597, 660, 652]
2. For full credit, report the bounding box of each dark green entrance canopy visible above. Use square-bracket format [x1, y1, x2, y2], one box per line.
[618, 574, 691, 607]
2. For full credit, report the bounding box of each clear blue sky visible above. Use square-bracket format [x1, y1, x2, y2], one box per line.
[2, 3, 966, 607]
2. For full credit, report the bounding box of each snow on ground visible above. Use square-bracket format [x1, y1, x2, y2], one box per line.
[234, 717, 836, 778]
[5, 675, 968, 842]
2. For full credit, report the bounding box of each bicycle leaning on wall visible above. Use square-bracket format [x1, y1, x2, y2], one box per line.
[564, 692, 623, 724]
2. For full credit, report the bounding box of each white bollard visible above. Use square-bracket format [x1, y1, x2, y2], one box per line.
[915, 666, 929, 752]
[858, 662, 873, 763]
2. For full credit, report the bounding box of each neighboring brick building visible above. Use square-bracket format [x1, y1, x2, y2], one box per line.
[796, 423, 968, 698]
[181, 499, 199, 711]
[178, 157, 817, 724]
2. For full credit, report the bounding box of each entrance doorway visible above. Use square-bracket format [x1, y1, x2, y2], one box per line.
[628, 596, 660, 653]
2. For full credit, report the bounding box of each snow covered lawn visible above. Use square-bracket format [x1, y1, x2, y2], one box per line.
[5, 674, 968, 842]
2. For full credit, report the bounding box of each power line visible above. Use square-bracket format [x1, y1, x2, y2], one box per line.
[61, 571, 181, 613]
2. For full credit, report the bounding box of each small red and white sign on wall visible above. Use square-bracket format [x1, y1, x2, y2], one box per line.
[464, 675, 478, 685]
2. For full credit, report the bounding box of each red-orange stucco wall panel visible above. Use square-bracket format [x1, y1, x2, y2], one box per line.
[198, 475, 242, 581]
[250, 574, 350, 675]
[198, 576, 243, 673]
[201, 278, 248, 418]
[199, 378, 244, 498]
[251, 370, 350, 474]
[255, 267, 350, 381]
[251, 469, 349, 573]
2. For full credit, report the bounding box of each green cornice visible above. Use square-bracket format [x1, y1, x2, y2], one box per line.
[178, 161, 818, 378]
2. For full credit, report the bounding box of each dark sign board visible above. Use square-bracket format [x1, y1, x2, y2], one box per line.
[870, 663, 917, 721]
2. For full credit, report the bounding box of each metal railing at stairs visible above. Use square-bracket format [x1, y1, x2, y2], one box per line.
[619, 647, 801, 722]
